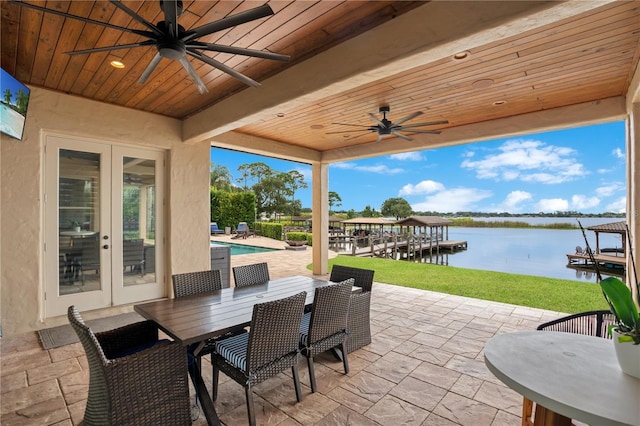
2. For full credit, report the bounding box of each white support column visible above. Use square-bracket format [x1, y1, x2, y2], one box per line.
[311, 162, 329, 275]
[627, 103, 639, 297]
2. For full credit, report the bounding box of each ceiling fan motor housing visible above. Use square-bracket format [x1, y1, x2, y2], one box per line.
[158, 39, 187, 60]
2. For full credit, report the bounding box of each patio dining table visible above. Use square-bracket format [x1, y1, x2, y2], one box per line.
[134, 275, 353, 426]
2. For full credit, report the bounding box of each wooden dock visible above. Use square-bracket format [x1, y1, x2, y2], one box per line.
[335, 234, 467, 259]
[566, 252, 626, 270]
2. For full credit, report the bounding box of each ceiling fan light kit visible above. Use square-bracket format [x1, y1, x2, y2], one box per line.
[9, 0, 290, 94]
[328, 105, 448, 143]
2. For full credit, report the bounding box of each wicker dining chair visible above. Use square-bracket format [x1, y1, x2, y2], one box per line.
[172, 269, 223, 298]
[299, 279, 354, 393]
[67, 306, 191, 426]
[522, 310, 616, 426]
[232, 262, 270, 287]
[329, 265, 375, 353]
[171, 270, 245, 378]
[211, 292, 307, 426]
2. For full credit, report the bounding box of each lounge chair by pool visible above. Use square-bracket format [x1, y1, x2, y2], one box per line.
[210, 222, 224, 235]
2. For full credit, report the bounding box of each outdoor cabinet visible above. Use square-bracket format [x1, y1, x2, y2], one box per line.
[210, 244, 231, 288]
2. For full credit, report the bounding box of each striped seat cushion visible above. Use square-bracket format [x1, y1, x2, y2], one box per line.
[216, 333, 249, 371]
[299, 312, 311, 346]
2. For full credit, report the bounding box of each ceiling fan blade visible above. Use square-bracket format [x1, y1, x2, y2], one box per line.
[406, 129, 442, 134]
[343, 132, 373, 142]
[326, 129, 375, 134]
[330, 122, 372, 128]
[183, 4, 275, 41]
[138, 53, 163, 83]
[66, 40, 156, 55]
[368, 113, 385, 127]
[392, 131, 414, 141]
[109, 0, 163, 37]
[187, 50, 260, 87]
[393, 111, 423, 126]
[399, 120, 449, 128]
[7, 0, 155, 38]
[160, 0, 180, 38]
[375, 134, 383, 143]
[179, 57, 208, 94]
[188, 42, 289, 62]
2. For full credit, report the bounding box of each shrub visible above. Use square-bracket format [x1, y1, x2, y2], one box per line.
[259, 222, 284, 240]
[211, 189, 255, 229]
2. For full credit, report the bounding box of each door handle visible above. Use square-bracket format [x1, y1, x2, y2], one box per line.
[103, 245, 109, 249]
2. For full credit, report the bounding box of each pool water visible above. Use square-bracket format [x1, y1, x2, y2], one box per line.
[211, 242, 278, 256]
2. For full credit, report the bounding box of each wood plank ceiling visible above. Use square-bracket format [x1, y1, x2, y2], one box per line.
[2, 1, 640, 154]
[237, 1, 640, 151]
[0, 1, 423, 118]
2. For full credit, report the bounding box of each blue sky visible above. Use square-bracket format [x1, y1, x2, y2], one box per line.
[210, 120, 626, 214]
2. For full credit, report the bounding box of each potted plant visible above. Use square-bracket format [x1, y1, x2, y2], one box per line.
[70, 220, 82, 232]
[579, 221, 639, 378]
[599, 274, 640, 379]
[285, 231, 308, 247]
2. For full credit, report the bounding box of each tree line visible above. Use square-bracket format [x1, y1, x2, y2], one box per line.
[211, 162, 625, 223]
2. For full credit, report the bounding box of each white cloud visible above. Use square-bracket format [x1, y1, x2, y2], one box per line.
[461, 139, 587, 184]
[411, 187, 493, 213]
[389, 152, 425, 161]
[570, 194, 600, 210]
[605, 196, 626, 213]
[399, 180, 445, 196]
[503, 191, 532, 208]
[596, 182, 624, 197]
[535, 198, 569, 212]
[331, 162, 404, 174]
[612, 148, 624, 159]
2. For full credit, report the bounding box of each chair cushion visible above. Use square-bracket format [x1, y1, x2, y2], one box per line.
[299, 312, 311, 346]
[216, 333, 249, 371]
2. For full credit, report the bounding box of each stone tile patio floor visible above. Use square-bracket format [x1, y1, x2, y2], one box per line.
[1, 235, 569, 425]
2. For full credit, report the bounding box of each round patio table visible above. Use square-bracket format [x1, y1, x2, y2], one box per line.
[484, 331, 639, 426]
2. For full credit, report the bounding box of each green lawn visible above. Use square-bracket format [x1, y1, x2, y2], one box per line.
[312, 255, 609, 314]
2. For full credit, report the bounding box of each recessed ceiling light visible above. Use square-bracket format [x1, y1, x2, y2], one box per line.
[493, 100, 507, 106]
[110, 60, 125, 69]
[453, 51, 470, 60]
[310, 124, 324, 130]
[276, 113, 285, 117]
[472, 79, 494, 89]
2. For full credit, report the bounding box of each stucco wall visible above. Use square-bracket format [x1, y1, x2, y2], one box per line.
[0, 87, 211, 336]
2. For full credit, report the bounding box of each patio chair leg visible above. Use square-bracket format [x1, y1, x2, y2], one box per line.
[340, 342, 349, 374]
[245, 386, 256, 426]
[212, 364, 219, 401]
[292, 365, 303, 402]
[306, 356, 317, 393]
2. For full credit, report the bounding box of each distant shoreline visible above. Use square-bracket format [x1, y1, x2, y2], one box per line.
[449, 216, 625, 230]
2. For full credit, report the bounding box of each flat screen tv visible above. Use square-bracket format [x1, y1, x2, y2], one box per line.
[0, 68, 30, 141]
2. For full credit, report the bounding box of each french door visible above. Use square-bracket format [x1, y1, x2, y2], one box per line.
[44, 133, 165, 317]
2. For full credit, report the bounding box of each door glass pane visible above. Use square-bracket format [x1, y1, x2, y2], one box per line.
[123, 157, 156, 286]
[58, 149, 101, 294]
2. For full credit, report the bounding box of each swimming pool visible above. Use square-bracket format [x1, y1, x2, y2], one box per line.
[211, 242, 278, 256]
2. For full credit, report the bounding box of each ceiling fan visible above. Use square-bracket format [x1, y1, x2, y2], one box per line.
[328, 106, 448, 142]
[9, 0, 290, 94]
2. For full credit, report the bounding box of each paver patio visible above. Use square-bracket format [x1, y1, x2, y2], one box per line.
[1, 235, 567, 425]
